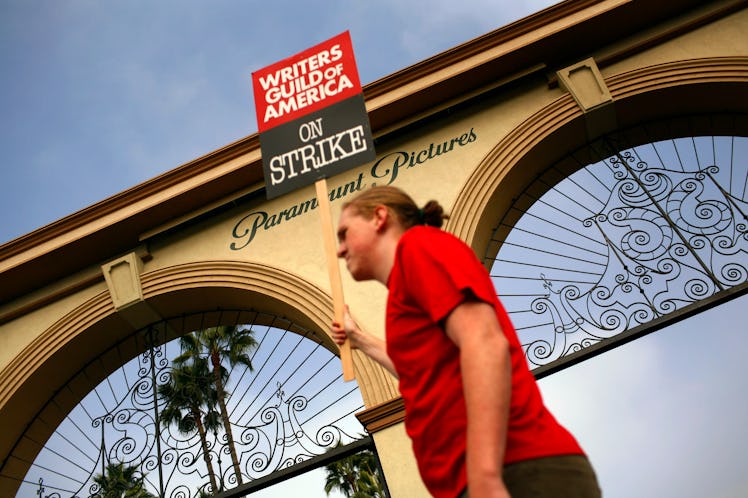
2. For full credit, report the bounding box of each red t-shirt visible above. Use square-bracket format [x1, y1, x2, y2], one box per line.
[386, 226, 583, 498]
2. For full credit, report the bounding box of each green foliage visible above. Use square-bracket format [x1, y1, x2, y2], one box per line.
[324, 448, 385, 498]
[92, 462, 156, 498]
[158, 357, 221, 435]
[157, 356, 221, 493]
[171, 325, 259, 487]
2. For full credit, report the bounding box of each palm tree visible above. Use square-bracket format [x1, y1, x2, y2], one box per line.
[175, 325, 258, 486]
[324, 448, 385, 498]
[93, 461, 156, 498]
[158, 357, 222, 493]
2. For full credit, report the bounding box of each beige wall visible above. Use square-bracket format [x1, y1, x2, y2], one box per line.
[1, 4, 747, 497]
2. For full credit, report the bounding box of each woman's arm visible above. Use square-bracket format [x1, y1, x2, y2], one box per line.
[445, 300, 512, 498]
[331, 306, 398, 378]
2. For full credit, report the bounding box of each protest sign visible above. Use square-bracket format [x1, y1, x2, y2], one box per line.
[252, 32, 375, 381]
[253, 31, 375, 199]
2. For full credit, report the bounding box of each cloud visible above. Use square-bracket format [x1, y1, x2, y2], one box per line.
[0, 0, 570, 245]
[354, 0, 561, 63]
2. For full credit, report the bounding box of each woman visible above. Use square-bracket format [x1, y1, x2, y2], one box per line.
[331, 186, 600, 498]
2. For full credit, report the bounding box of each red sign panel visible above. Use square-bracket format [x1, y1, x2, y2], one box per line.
[252, 31, 363, 133]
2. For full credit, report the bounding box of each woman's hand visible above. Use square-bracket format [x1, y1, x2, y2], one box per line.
[331, 305, 362, 348]
[330, 305, 398, 378]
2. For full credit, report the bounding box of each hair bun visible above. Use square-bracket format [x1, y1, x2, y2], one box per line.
[421, 200, 448, 228]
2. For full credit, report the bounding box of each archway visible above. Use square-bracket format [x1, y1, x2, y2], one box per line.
[0, 261, 395, 497]
[448, 57, 748, 374]
[488, 119, 748, 375]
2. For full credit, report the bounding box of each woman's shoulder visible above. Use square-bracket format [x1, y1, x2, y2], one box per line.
[400, 226, 473, 257]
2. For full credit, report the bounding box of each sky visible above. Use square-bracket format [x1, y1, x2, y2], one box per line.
[0, 0, 561, 245]
[1, 1, 747, 498]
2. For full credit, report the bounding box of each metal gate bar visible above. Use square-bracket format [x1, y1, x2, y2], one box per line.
[212, 435, 390, 498]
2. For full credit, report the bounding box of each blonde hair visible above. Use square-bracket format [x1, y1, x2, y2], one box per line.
[343, 186, 447, 229]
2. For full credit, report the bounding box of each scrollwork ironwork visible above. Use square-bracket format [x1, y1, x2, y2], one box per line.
[20, 315, 366, 498]
[492, 135, 748, 368]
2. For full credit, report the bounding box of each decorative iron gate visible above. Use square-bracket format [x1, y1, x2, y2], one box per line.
[20, 310, 377, 498]
[490, 126, 748, 376]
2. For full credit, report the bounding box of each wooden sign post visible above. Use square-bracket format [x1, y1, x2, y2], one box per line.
[315, 178, 354, 380]
[251, 32, 375, 381]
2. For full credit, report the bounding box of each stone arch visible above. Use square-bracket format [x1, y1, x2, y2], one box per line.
[0, 260, 396, 496]
[448, 56, 748, 254]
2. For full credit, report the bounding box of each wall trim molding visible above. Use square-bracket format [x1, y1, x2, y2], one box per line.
[356, 397, 406, 433]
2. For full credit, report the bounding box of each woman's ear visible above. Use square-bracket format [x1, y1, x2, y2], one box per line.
[372, 205, 389, 231]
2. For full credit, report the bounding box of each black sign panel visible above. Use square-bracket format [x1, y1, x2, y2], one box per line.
[258, 94, 375, 199]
